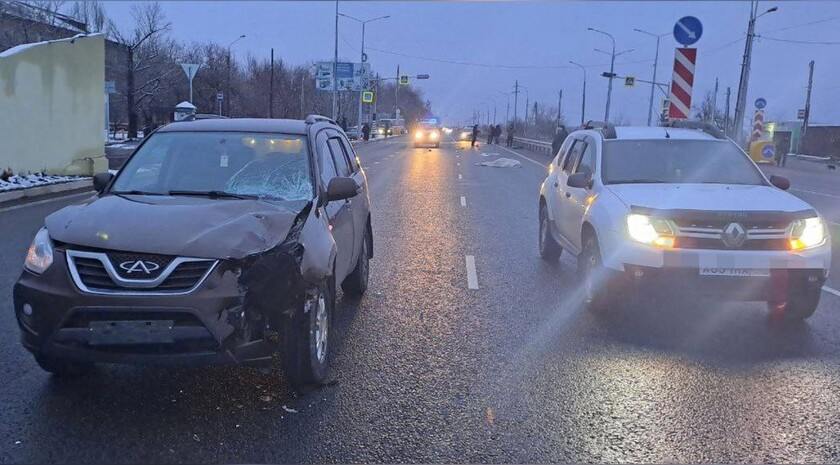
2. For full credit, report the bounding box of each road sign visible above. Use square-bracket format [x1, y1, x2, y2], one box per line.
[751, 109, 765, 141]
[416, 74, 430, 80]
[315, 61, 370, 91]
[798, 108, 806, 119]
[399, 75, 409, 85]
[673, 16, 703, 46]
[216, 92, 224, 102]
[180, 63, 200, 81]
[361, 52, 368, 63]
[761, 143, 776, 160]
[754, 97, 767, 109]
[601, 72, 617, 78]
[624, 76, 635, 87]
[362, 91, 375, 104]
[667, 48, 697, 120]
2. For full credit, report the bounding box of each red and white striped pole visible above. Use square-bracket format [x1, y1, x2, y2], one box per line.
[667, 48, 697, 120]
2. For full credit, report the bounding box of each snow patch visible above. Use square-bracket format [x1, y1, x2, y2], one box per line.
[475, 158, 522, 168]
[0, 33, 103, 58]
[0, 174, 91, 192]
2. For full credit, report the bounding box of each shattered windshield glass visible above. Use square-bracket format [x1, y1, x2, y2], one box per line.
[112, 132, 312, 201]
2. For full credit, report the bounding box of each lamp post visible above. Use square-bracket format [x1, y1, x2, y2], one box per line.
[338, 13, 390, 128]
[733, 2, 778, 141]
[498, 91, 511, 126]
[226, 34, 246, 116]
[634, 28, 668, 126]
[593, 46, 633, 121]
[588, 27, 621, 122]
[569, 61, 587, 125]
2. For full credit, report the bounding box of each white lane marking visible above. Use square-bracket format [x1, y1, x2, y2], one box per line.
[465, 255, 479, 289]
[457, 162, 460, 166]
[791, 188, 840, 200]
[823, 286, 840, 298]
[497, 145, 547, 168]
[458, 174, 463, 180]
[374, 161, 380, 164]
[460, 196, 467, 207]
[0, 191, 93, 214]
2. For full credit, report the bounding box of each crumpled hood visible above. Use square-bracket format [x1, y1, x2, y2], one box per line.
[46, 194, 306, 259]
[605, 183, 813, 213]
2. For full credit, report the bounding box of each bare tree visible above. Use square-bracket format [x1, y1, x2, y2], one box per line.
[694, 90, 724, 128]
[67, 1, 108, 33]
[109, 2, 171, 138]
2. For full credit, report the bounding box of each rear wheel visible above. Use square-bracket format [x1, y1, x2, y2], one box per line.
[538, 204, 562, 261]
[282, 280, 333, 390]
[35, 355, 93, 377]
[767, 287, 820, 322]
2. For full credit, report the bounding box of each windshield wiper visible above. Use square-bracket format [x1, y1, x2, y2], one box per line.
[111, 190, 165, 196]
[608, 179, 667, 184]
[166, 190, 258, 200]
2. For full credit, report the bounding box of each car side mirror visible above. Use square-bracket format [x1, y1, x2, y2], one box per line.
[93, 172, 113, 192]
[567, 172, 592, 189]
[769, 175, 790, 190]
[326, 176, 359, 202]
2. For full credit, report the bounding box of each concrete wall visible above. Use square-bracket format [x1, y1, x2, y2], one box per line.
[0, 34, 107, 175]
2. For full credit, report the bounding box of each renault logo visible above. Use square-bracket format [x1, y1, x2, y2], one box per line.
[119, 260, 161, 274]
[721, 222, 747, 248]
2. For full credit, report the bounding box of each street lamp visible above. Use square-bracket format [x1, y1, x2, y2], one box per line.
[226, 34, 246, 116]
[498, 90, 512, 126]
[733, 2, 778, 141]
[569, 61, 587, 125]
[634, 28, 668, 126]
[338, 13, 390, 127]
[588, 27, 623, 122]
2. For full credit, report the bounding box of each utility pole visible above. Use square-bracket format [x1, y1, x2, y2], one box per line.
[712, 77, 719, 124]
[332, 0, 339, 120]
[634, 29, 665, 126]
[269, 48, 275, 118]
[225, 35, 246, 117]
[724, 86, 731, 134]
[733, 2, 778, 142]
[570, 61, 587, 125]
[338, 13, 390, 128]
[513, 80, 520, 132]
[589, 28, 618, 122]
[395, 64, 400, 119]
[557, 90, 563, 124]
[802, 60, 814, 139]
[300, 73, 306, 118]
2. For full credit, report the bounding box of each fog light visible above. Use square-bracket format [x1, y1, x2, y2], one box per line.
[633, 269, 645, 278]
[23, 303, 33, 316]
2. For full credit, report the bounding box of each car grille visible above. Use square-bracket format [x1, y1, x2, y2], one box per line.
[673, 222, 789, 251]
[66, 249, 216, 295]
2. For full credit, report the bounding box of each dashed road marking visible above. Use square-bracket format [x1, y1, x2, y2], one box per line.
[497, 145, 548, 168]
[823, 286, 840, 298]
[460, 196, 467, 207]
[457, 162, 460, 166]
[458, 174, 463, 180]
[465, 255, 479, 289]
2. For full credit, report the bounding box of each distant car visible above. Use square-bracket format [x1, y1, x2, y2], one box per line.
[345, 126, 361, 140]
[457, 126, 473, 142]
[538, 121, 830, 322]
[413, 123, 441, 148]
[14, 115, 373, 390]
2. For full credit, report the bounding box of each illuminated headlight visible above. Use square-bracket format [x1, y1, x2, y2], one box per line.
[789, 217, 826, 250]
[430, 131, 439, 140]
[414, 131, 424, 140]
[461, 132, 470, 138]
[377, 128, 385, 134]
[626, 214, 675, 248]
[24, 227, 54, 274]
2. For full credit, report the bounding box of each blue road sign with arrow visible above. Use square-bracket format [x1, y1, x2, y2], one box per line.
[755, 97, 767, 109]
[762, 144, 776, 160]
[673, 16, 703, 46]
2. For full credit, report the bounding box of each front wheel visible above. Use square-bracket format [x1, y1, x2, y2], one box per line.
[579, 234, 618, 313]
[767, 287, 821, 322]
[282, 280, 334, 390]
[342, 226, 371, 296]
[538, 205, 562, 261]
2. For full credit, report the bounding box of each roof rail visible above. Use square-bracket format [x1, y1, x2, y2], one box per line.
[663, 120, 726, 139]
[305, 114, 337, 125]
[581, 120, 617, 139]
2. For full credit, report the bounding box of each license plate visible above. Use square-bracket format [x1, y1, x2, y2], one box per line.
[88, 320, 175, 345]
[699, 268, 770, 277]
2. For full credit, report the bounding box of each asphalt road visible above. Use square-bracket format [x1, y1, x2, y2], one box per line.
[1, 137, 840, 463]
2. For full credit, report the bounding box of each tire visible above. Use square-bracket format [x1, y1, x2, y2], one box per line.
[282, 280, 334, 390]
[342, 225, 371, 296]
[538, 204, 562, 261]
[767, 288, 820, 322]
[579, 233, 618, 313]
[35, 355, 93, 377]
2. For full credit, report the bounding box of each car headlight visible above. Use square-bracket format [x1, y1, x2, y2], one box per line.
[430, 131, 439, 140]
[461, 132, 469, 138]
[25, 227, 54, 274]
[415, 132, 423, 140]
[789, 216, 826, 250]
[626, 214, 675, 248]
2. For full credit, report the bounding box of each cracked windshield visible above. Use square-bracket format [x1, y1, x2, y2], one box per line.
[2, 0, 840, 463]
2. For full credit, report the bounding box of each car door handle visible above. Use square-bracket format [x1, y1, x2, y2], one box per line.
[565, 192, 571, 198]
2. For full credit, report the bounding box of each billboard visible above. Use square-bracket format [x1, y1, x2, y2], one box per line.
[316, 61, 370, 91]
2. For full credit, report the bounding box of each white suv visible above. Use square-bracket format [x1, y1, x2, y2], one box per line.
[538, 121, 831, 321]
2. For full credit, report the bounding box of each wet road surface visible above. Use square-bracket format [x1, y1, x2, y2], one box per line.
[1, 137, 839, 463]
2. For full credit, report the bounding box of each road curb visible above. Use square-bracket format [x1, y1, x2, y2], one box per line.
[0, 179, 93, 207]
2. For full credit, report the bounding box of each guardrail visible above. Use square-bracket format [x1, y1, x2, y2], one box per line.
[513, 136, 552, 155]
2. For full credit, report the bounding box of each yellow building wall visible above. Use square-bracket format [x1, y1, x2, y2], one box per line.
[0, 34, 107, 176]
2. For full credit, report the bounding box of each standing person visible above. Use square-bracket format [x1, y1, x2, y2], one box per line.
[506, 123, 515, 147]
[362, 123, 370, 141]
[551, 125, 568, 156]
[486, 125, 494, 145]
[471, 124, 480, 148]
[494, 124, 502, 144]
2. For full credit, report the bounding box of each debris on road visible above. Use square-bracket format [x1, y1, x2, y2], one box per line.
[260, 395, 273, 402]
[475, 158, 522, 168]
[192, 434, 200, 442]
[485, 407, 495, 426]
[480, 152, 499, 157]
[282, 405, 298, 414]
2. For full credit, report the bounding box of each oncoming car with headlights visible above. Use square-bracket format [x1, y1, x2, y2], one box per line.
[412, 120, 442, 148]
[538, 121, 831, 321]
[14, 116, 373, 389]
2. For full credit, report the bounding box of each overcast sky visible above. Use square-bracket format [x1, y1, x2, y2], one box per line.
[105, 1, 840, 126]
